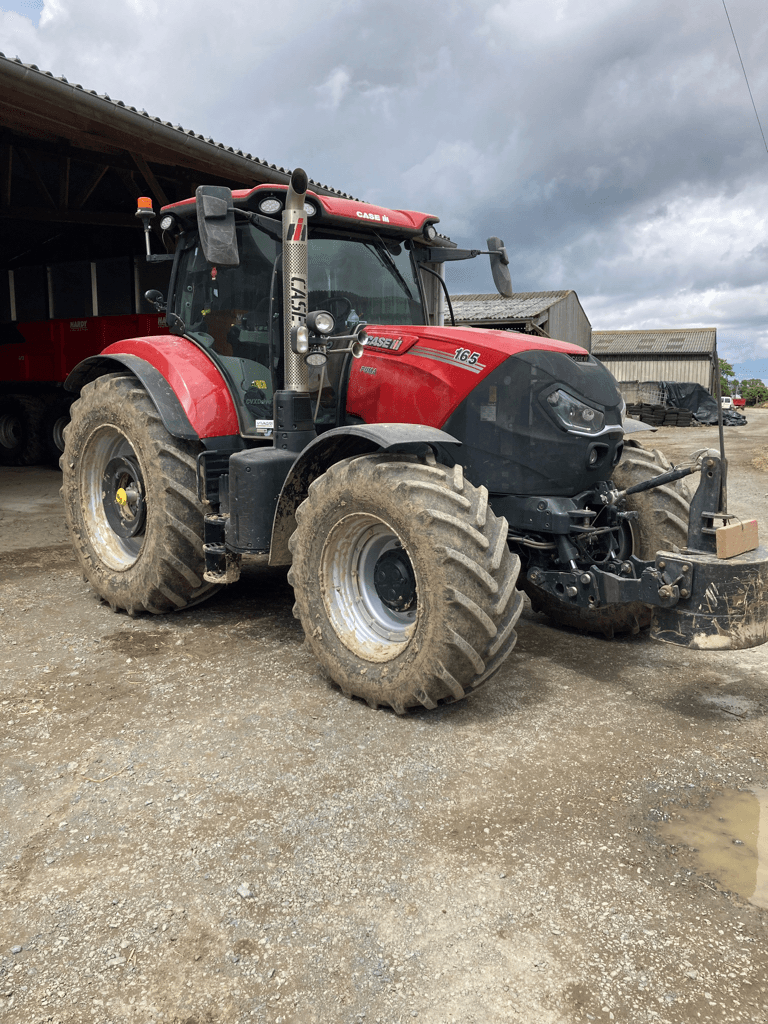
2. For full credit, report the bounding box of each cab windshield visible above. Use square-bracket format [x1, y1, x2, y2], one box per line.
[173, 223, 424, 352]
[308, 233, 424, 332]
[171, 222, 424, 435]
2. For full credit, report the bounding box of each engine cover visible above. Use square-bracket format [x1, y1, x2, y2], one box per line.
[345, 325, 624, 496]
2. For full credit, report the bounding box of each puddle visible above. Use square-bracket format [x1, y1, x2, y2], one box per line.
[660, 788, 768, 908]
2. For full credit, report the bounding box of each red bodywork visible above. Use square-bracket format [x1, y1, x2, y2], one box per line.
[347, 325, 587, 428]
[99, 326, 586, 441]
[102, 336, 240, 437]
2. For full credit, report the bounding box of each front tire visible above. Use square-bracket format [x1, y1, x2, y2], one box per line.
[61, 373, 218, 615]
[523, 443, 692, 636]
[288, 454, 524, 712]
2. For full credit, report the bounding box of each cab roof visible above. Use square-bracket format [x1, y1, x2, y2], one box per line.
[162, 183, 443, 241]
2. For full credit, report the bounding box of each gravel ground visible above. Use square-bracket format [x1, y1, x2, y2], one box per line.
[1, 412, 767, 1024]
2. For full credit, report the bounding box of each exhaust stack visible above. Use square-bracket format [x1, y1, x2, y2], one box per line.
[282, 168, 310, 393]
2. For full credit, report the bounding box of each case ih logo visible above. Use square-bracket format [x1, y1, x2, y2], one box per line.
[356, 211, 390, 223]
[288, 217, 307, 241]
[366, 335, 403, 350]
[290, 275, 307, 325]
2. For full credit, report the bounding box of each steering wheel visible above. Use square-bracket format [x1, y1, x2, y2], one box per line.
[324, 295, 353, 329]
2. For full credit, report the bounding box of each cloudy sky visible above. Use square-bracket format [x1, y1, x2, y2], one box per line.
[2, 0, 767, 381]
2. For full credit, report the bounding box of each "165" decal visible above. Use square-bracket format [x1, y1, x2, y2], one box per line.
[454, 347, 482, 366]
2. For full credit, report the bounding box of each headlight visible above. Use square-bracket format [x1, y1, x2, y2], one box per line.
[305, 348, 328, 367]
[307, 310, 335, 335]
[159, 213, 177, 232]
[258, 197, 283, 215]
[544, 389, 605, 434]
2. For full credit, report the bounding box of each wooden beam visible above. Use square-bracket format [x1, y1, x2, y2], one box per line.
[0, 205, 138, 228]
[130, 152, 169, 207]
[17, 147, 57, 209]
[0, 141, 11, 208]
[59, 154, 70, 211]
[72, 163, 109, 209]
[115, 167, 141, 202]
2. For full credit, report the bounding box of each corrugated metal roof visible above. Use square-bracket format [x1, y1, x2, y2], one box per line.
[0, 51, 357, 199]
[592, 328, 716, 356]
[450, 292, 571, 321]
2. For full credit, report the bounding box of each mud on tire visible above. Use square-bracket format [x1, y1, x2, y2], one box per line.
[287, 453, 524, 712]
[61, 373, 218, 615]
[523, 442, 692, 637]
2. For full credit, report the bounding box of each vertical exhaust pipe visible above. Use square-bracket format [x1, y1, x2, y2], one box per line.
[282, 168, 309, 393]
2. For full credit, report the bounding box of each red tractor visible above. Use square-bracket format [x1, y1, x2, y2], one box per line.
[61, 170, 768, 712]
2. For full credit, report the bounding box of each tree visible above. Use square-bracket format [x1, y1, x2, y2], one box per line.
[738, 378, 768, 406]
[718, 357, 737, 396]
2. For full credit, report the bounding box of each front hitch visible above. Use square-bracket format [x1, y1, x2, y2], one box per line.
[650, 451, 768, 650]
[527, 451, 768, 650]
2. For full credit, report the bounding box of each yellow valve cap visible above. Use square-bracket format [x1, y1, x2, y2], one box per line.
[115, 487, 128, 505]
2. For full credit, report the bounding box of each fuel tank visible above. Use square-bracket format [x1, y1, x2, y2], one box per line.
[345, 325, 624, 496]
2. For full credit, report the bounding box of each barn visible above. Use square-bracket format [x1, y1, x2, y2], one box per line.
[0, 51, 356, 334]
[449, 291, 592, 351]
[591, 328, 718, 393]
[0, 53, 367, 463]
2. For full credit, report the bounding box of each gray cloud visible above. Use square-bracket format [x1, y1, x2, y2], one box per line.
[2, 0, 767, 361]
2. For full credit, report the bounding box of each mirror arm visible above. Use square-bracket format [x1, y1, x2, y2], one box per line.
[417, 263, 455, 326]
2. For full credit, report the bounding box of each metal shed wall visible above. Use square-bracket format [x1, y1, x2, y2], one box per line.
[546, 293, 592, 351]
[598, 357, 715, 390]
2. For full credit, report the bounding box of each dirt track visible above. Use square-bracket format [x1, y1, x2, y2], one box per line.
[1, 413, 767, 1024]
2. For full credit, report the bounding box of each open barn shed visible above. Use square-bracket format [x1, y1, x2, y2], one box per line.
[592, 328, 718, 393]
[0, 52, 356, 320]
[0, 53, 358, 462]
[450, 291, 591, 351]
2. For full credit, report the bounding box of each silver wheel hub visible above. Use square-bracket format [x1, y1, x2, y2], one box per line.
[80, 425, 147, 571]
[321, 513, 417, 661]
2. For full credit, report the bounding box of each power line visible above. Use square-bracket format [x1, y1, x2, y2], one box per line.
[721, 0, 768, 158]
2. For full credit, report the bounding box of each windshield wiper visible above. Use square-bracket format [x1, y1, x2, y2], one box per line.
[366, 236, 416, 299]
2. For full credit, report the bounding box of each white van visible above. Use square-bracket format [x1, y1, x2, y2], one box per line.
[721, 396, 734, 410]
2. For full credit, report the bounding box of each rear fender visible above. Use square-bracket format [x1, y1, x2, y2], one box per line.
[269, 423, 460, 565]
[65, 336, 240, 441]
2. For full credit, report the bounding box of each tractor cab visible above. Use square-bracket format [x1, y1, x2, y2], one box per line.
[159, 185, 430, 440]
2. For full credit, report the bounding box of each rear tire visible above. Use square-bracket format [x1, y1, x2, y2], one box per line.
[0, 395, 46, 466]
[42, 395, 74, 465]
[288, 454, 524, 712]
[61, 373, 218, 615]
[523, 443, 692, 637]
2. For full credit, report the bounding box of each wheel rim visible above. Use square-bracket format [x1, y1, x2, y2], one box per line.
[80, 425, 147, 570]
[321, 512, 417, 661]
[0, 412, 22, 451]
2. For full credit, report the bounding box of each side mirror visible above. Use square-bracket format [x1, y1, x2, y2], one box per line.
[144, 289, 166, 311]
[196, 185, 239, 267]
[487, 236, 513, 298]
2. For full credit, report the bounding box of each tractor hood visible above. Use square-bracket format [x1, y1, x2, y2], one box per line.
[346, 324, 625, 496]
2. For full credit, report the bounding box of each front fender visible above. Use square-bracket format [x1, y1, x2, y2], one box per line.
[269, 423, 459, 565]
[65, 336, 240, 441]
